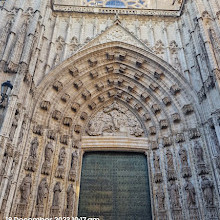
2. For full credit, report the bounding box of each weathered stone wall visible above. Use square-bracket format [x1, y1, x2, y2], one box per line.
[0, 0, 220, 219]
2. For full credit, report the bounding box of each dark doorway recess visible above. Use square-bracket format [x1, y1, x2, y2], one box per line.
[78, 152, 152, 220]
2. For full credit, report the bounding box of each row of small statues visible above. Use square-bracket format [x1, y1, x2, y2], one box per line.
[19, 174, 74, 210]
[25, 137, 78, 179]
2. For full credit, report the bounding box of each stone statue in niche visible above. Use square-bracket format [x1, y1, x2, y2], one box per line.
[65, 184, 75, 216]
[16, 173, 32, 217]
[25, 137, 39, 172]
[41, 142, 54, 175]
[179, 147, 191, 178]
[166, 150, 176, 181]
[67, 184, 75, 209]
[50, 182, 62, 218]
[156, 185, 165, 210]
[87, 101, 144, 137]
[169, 181, 181, 209]
[9, 111, 19, 142]
[17, 120, 26, 147]
[195, 141, 204, 163]
[35, 178, 49, 217]
[20, 173, 32, 204]
[52, 182, 62, 207]
[69, 151, 78, 182]
[36, 178, 49, 206]
[184, 179, 196, 208]
[201, 176, 214, 206]
[55, 147, 66, 179]
[194, 141, 208, 175]
[153, 152, 163, 183]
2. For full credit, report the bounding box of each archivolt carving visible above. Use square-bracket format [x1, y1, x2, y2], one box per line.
[86, 101, 144, 137]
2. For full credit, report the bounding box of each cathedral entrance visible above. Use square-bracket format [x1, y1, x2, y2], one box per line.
[78, 152, 152, 220]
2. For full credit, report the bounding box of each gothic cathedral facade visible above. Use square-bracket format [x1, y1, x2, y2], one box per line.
[0, 0, 220, 219]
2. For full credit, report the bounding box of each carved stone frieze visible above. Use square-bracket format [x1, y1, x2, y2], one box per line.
[80, 112, 88, 120]
[106, 64, 114, 72]
[74, 125, 82, 133]
[86, 101, 144, 137]
[175, 133, 185, 143]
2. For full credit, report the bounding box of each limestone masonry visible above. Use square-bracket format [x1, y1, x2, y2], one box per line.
[0, 0, 220, 219]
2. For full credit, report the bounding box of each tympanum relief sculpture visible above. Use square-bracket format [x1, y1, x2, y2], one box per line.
[86, 101, 144, 137]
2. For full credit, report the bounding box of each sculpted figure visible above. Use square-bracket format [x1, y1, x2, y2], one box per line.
[166, 150, 174, 169]
[179, 147, 188, 167]
[156, 186, 165, 210]
[153, 152, 160, 171]
[184, 180, 196, 207]
[9, 113, 19, 141]
[30, 137, 39, 158]
[45, 142, 54, 162]
[52, 182, 62, 207]
[37, 178, 49, 206]
[17, 120, 25, 146]
[169, 181, 181, 208]
[71, 151, 78, 168]
[201, 176, 214, 206]
[58, 147, 66, 166]
[67, 184, 75, 209]
[20, 173, 32, 204]
[194, 141, 204, 163]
